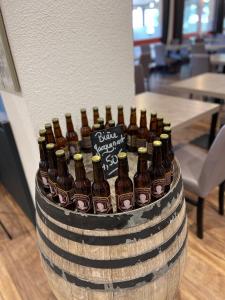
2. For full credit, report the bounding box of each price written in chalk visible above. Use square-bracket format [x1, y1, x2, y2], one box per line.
[91, 126, 127, 179]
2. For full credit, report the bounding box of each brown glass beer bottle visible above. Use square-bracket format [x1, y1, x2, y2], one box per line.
[136, 109, 148, 148]
[37, 137, 50, 194]
[151, 140, 165, 201]
[156, 116, 164, 137]
[105, 105, 112, 128]
[108, 120, 115, 128]
[147, 113, 157, 159]
[134, 147, 151, 207]
[127, 107, 138, 152]
[45, 123, 55, 144]
[93, 123, 101, 131]
[52, 118, 69, 159]
[97, 117, 105, 130]
[73, 153, 93, 213]
[115, 152, 134, 212]
[160, 134, 172, 193]
[117, 105, 127, 133]
[163, 126, 174, 162]
[56, 149, 75, 210]
[93, 107, 99, 127]
[80, 108, 92, 153]
[65, 113, 80, 157]
[46, 143, 59, 203]
[91, 155, 112, 214]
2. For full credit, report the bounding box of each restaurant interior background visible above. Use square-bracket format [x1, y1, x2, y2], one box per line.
[1, 0, 225, 299]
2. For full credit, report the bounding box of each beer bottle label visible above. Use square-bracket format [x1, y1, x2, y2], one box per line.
[82, 136, 91, 149]
[116, 192, 134, 212]
[93, 195, 112, 214]
[48, 178, 57, 196]
[74, 194, 92, 213]
[136, 138, 146, 148]
[127, 135, 136, 148]
[135, 187, 151, 207]
[69, 141, 80, 155]
[147, 142, 153, 155]
[57, 186, 75, 207]
[165, 171, 172, 186]
[152, 178, 165, 199]
[40, 170, 49, 187]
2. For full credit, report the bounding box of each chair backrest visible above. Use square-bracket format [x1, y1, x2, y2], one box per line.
[198, 125, 225, 197]
[139, 53, 151, 78]
[192, 43, 206, 54]
[141, 44, 150, 54]
[154, 44, 166, 66]
[134, 64, 145, 95]
[190, 54, 210, 76]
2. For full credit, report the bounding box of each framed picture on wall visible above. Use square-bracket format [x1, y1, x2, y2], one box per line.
[0, 9, 20, 93]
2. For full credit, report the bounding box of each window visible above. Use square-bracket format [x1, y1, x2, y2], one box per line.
[183, 0, 216, 35]
[132, 0, 162, 41]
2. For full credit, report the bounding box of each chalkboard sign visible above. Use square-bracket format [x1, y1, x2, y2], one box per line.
[91, 126, 126, 179]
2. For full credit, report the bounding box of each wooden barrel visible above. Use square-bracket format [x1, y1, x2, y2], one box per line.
[35, 159, 187, 300]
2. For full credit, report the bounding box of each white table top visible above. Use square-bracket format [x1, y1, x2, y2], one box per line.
[170, 73, 225, 99]
[135, 92, 219, 132]
[210, 54, 225, 66]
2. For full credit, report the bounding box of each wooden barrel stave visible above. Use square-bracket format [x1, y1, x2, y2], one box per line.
[36, 160, 187, 300]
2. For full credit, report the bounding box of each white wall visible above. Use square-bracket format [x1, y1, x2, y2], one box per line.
[0, 0, 134, 201]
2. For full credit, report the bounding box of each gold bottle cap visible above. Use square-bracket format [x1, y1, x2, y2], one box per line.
[93, 106, 98, 111]
[138, 147, 147, 154]
[157, 115, 163, 121]
[46, 143, 55, 149]
[163, 120, 170, 125]
[151, 112, 157, 116]
[153, 140, 162, 147]
[118, 105, 123, 109]
[164, 126, 171, 132]
[80, 108, 86, 113]
[92, 155, 101, 162]
[73, 153, 83, 161]
[118, 152, 127, 159]
[141, 109, 146, 113]
[106, 105, 111, 109]
[39, 129, 46, 136]
[131, 106, 136, 111]
[160, 134, 169, 140]
[56, 149, 65, 157]
[45, 123, 52, 129]
[52, 118, 59, 123]
[38, 136, 45, 143]
[65, 113, 71, 118]
[97, 117, 104, 123]
[93, 123, 100, 129]
[109, 120, 115, 125]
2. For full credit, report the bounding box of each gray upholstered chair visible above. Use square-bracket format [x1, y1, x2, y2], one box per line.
[134, 64, 145, 95]
[175, 125, 225, 239]
[190, 54, 210, 77]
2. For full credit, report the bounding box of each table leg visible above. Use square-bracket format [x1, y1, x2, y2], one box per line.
[208, 112, 218, 149]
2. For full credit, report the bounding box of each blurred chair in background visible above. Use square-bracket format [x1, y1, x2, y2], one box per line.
[190, 54, 210, 76]
[134, 64, 145, 95]
[154, 44, 179, 73]
[192, 43, 206, 54]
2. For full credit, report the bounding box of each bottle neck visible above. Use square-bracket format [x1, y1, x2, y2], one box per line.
[75, 159, 86, 181]
[118, 158, 129, 179]
[39, 142, 47, 162]
[137, 153, 148, 174]
[81, 112, 89, 127]
[106, 110, 112, 123]
[153, 147, 162, 167]
[118, 109, 124, 124]
[150, 119, 157, 132]
[47, 148, 57, 169]
[162, 139, 169, 161]
[57, 156, 69, 177]
[54, 123, 63, 138]
[130, 111, 136, 125]
[140, 112, 147, 128]
[93, 161, 104, 183]
[93, 110, 99, 124]
[66, 117, 75, 132]
[46, 128, 55, 143]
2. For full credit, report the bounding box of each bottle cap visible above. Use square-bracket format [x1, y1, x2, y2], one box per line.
[65, 113, 71, 118]
[160, 134, 169, 140]
[141, 109, 146, 113]
[93, 106, 98, 111]
[163, 120, 170, 126]
[80, 108, 86, 113]
[164, 126, 171, 132]
[138, 147, 147, 154]
[153, 140, 162, 147]
[73, 153, 83, 161]
[106, 105, 111, 109]
[151, 112, 157, 117]
[118, 105, 123, 109]
[39, 129, 46, 136]
[46, 143, 55, 150]
[97, 117, 104, 123]
[118, 152, 127, 159]
[93, 123, 100, 129]
[92, 155, 101, 162]
[131, 106, 136, 111]
[56, 149, 65, 157]
[109, 120, 115, 126]
[52, 118, 59, 123]
[45, 123, 52, 129]
[157, 115, 163, 121]
[38, 136, 45, 143]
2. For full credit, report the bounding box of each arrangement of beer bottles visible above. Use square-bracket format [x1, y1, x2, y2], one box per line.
[37, 105, 175, 214]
